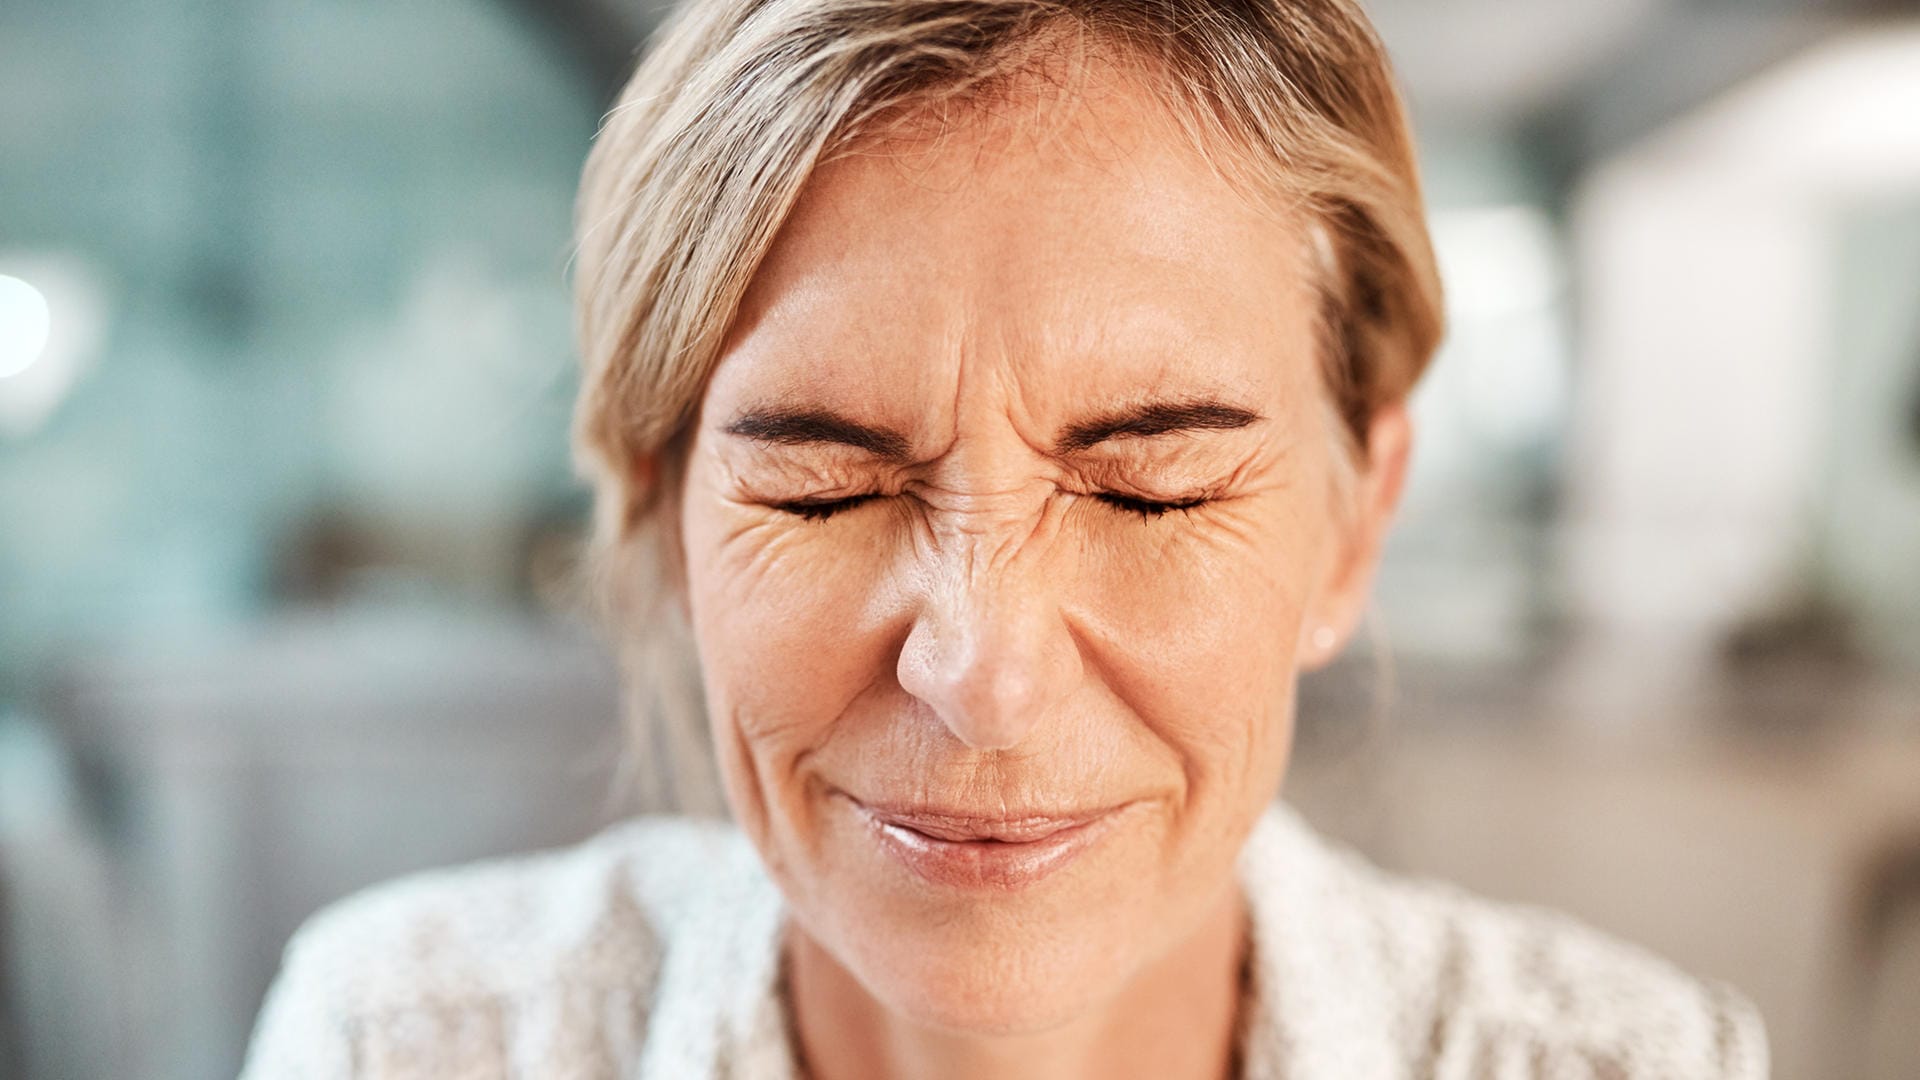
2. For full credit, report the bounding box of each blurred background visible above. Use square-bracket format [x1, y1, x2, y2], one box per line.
[1, 0, 1917, 1077]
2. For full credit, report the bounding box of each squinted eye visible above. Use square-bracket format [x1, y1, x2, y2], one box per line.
[773, 495, 878, 522]
[774, 492, 1209, 523]
[1094, 493, 1210, 520]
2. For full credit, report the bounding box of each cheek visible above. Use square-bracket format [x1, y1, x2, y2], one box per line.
[1078, 495, 1322, 812]
[680, 485, 904, 773]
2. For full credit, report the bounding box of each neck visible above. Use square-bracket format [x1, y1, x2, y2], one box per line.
[785, 885, 1250, 1080]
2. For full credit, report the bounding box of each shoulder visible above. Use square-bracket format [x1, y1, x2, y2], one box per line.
[1240, 804, 1768, 1079]
[239, 816, 772, 1079]
[1378, 869, 1769, 1078]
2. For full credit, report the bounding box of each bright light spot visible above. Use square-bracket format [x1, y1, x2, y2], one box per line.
[1431, 204, 1563, 319]
[0, 274, 52, 379]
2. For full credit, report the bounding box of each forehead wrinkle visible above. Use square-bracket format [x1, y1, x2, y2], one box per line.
[717, 35, 1329, 500]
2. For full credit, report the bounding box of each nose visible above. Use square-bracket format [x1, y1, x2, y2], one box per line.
[895, 531, 1083, 751]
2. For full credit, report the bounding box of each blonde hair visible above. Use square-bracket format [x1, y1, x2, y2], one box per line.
[569, 0, 1443, 810]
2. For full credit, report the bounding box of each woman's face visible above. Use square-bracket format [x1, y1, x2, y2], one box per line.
[675, 58, 1406, 1033]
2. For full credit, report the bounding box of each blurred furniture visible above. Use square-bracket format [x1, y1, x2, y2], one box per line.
[1845, 829, 1920, 1080]
[42, 607, 639, 1080]
[0, 861, 17, 1078]
[0, 713, 125, 1080]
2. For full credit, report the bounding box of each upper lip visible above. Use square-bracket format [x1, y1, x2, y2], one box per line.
[846, 797, 1125, 843]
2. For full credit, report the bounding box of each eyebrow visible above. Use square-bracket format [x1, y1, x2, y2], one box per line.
[722, 408, 914, 460]
[1052, 398, 1264, 453]
[721, 397, 1263, 459]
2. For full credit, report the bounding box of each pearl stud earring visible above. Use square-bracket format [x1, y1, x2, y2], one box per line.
[1310, 625, 1337, 653]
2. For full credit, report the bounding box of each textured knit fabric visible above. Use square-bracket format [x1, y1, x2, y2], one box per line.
[239, 802, 1768, 1079]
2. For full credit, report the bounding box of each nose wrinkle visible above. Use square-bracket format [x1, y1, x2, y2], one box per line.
[898, 500, 1081, 752]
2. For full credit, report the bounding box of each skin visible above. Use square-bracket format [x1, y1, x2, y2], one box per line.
[669, 48, 1411, 1080]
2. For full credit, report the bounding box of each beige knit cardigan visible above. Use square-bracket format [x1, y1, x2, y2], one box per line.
[240, 802, 1768, 1078]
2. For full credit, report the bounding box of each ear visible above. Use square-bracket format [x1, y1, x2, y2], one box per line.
[1297, 401, 1412, 671]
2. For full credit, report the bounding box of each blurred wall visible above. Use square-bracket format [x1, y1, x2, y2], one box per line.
[1825, 197, 1920, 661]
[0, 0, 593, 694]
[1, 3, 608, 1078]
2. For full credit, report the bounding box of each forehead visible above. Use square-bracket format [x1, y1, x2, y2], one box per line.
[711, 51, 1324, 431]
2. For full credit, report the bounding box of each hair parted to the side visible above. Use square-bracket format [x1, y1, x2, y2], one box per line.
[569, 0, 1444, 812]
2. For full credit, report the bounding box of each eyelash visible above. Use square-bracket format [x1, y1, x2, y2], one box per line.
[1097, 492, 1210, 520]
[775, 495, 878, 522]
[772, 492, 1209, 522]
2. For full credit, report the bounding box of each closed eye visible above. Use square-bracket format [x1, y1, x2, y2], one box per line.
[773, 491, 1211, 522]
[771, 494, 878, 522]
[1094, 492, 1210, 520]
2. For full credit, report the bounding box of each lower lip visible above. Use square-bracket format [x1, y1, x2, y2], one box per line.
[847, 801, 1122, 891]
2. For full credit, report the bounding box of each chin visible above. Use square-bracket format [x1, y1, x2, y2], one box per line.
[785, 816, 1165, 1037]
[835, 905, 1141, 1036]
[765, 785, 1212, 1037]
